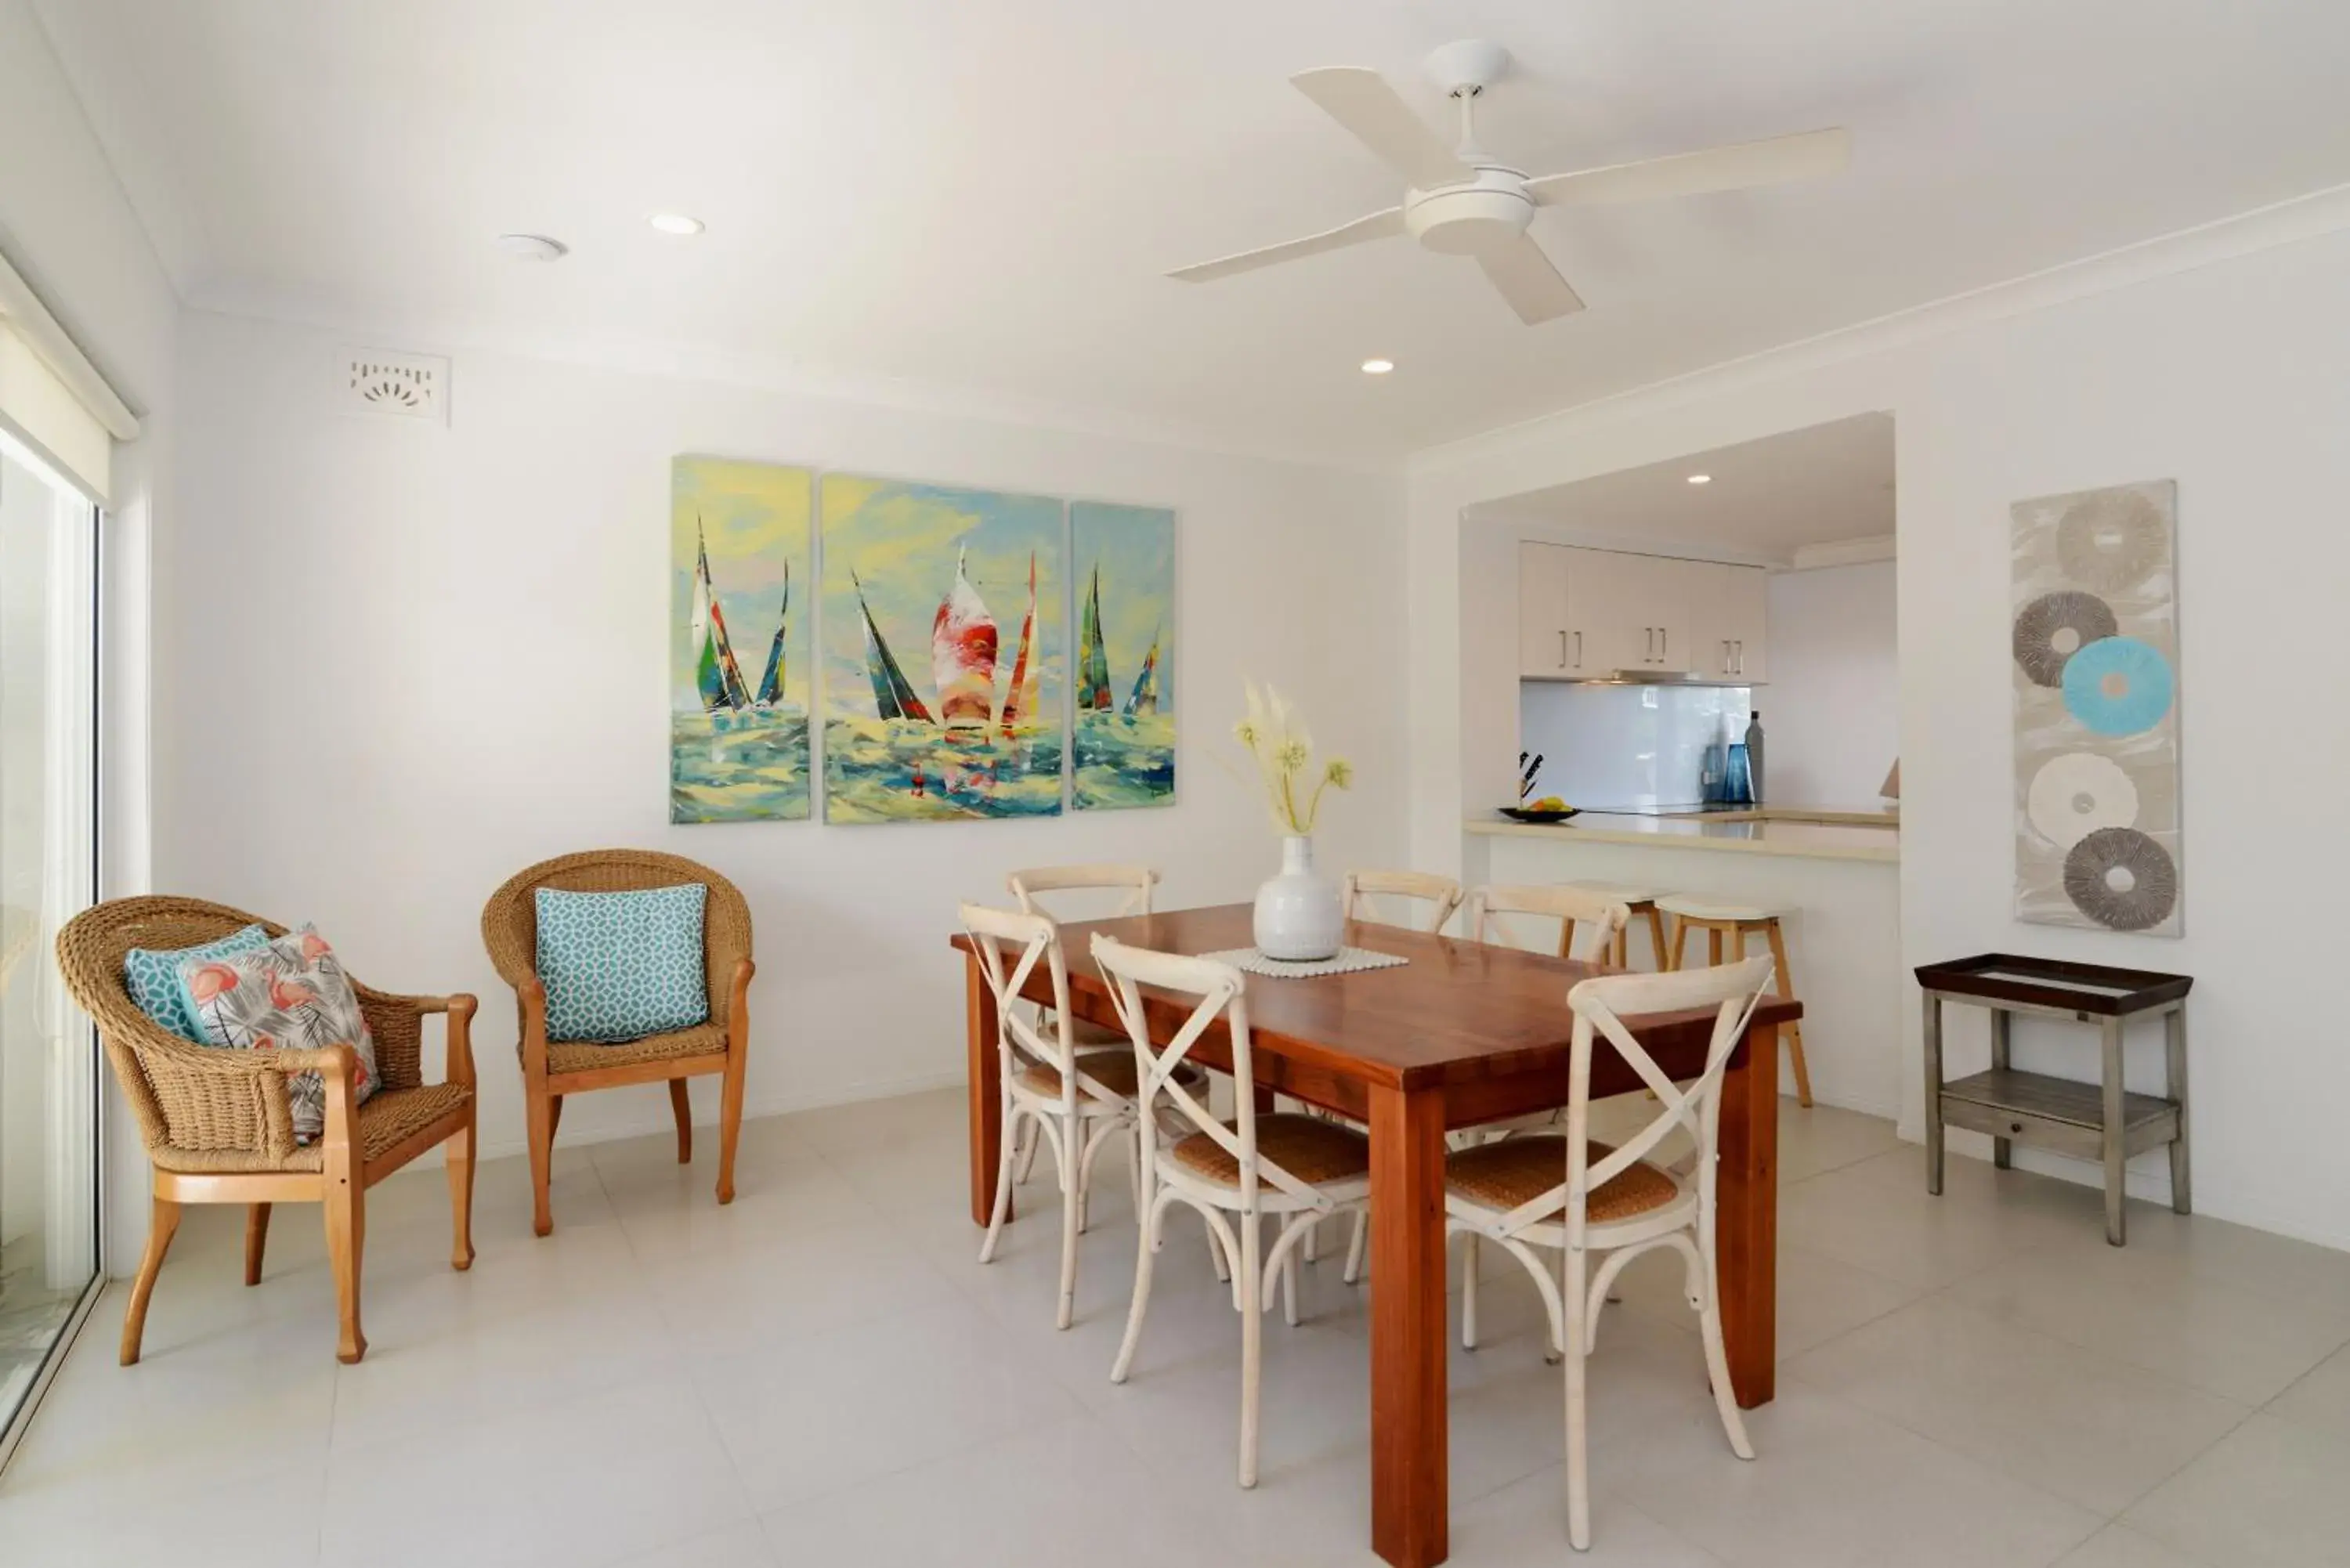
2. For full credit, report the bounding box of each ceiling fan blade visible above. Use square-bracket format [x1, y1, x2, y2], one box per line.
[1166, 207, 1405, 284]
[1290, 67, 1470, 190]
[1476, 234, 1585, 325]
[1527, 127, 1850, 207]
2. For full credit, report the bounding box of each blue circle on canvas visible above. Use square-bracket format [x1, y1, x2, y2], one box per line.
[2061, 636, 2172, 735]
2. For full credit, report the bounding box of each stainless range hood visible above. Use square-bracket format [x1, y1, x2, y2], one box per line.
[1526, 669, 1731, 686]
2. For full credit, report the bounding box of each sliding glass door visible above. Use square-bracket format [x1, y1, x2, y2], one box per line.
[0, 428, 99, 1444]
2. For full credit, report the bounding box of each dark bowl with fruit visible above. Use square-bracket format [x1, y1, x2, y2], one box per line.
[1500, 797, 1581, 824]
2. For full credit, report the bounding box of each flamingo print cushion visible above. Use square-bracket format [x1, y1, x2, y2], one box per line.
[175, 926, 381, 1143]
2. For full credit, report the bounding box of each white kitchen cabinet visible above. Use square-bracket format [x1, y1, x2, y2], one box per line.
[1519, 540, 1571, 676]
[1688, 562, 1770, 682]
[1517, 545, 1768, 682]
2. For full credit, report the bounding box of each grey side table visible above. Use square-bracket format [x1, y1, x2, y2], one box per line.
[1915, 953, 2193, 1246]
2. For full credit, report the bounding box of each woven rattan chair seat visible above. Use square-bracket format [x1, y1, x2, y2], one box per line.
[149, 1082, 471, 1175]
[1171, 1112, 1370, 1187]
[540, 1023, 727, 1077]
[1066, 1014, 1127, 1047]
[1445, 1134, 1679, 1224]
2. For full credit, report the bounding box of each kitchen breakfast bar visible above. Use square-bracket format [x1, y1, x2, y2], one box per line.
[1464, 808, 1901, 1116]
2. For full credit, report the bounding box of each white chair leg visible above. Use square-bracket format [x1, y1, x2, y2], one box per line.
[1564, 1243, 1592, 1552]
[1057, 1118, 1083, 1330]
[1342, 1206, 1368, 1285]
[978, 1101, 1021, 1264]
[1014, 1118, 1041, 1185]
[1131, 1125, 1150, 1241]
[1462, 1234, 1480, 1350]
[1282, 1243, 1300, 1328]
[1076, 1117, 1118, 1236]
[1238, 1210, 1264, 1489]
[1205, 1212, 1232, 1284]
[1695, 1227, 1755, 1461]
[1112, 1190, 1167, 1383]
[1303, 1215, 1321, 1265]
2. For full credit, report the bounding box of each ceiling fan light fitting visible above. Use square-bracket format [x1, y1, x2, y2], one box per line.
[1405, 172, 1535, 255]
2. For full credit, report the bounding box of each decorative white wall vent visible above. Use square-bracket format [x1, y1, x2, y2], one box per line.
[338, 349, 449, 423]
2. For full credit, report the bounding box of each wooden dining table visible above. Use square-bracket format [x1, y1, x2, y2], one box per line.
[951, 903, 1801, 1568]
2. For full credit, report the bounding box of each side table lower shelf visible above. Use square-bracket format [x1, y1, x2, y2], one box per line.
[1939, 1069, 2181, 1166]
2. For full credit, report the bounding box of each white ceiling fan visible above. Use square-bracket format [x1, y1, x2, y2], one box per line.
[1169, 40, 1851, 325]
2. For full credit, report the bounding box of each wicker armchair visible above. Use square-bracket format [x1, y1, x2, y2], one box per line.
[481, 850, 754, 1236]
[54, 896, 478, 1366]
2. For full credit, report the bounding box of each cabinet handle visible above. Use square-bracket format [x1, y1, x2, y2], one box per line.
[1573, 630, 1582, 667]
[1559, 630, 1567, 668]
[1722, 639, 1730, 673]
[1660, 627, 1668, 660]
[1644, 626, 1656, 662]
[1734, 639, 1744, 674]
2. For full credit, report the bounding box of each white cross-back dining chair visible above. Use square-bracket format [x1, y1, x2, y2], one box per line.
[1340, 869, 1462, 935]
[1008, 864, 1157, 1044]
[964, 902, 1159, 1329]
[1455, 886, 1638, 1158]
[1094, 934, 1372, 1488]
[1444, 954, 1775, 1551]
[1003, 865, 1162, 1176]
[1463, 883, 1631, 964]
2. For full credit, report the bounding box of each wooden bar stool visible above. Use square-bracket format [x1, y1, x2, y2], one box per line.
[1654, 895, 1813, 1107]
[1560, 883, 1669, 970]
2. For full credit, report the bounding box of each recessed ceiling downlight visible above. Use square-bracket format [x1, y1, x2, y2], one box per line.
[648, 213, 706, 236]
[1687, 473, 1712, 485]
[495, 233, 569, 262]
[1361, 358, 1395, 375]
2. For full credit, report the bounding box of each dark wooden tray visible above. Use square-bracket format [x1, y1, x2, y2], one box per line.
[1913, 952, 2191, 1017]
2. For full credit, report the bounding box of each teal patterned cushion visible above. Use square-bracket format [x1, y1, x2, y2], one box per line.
[534, 883, 710, 1043]
[123, 923, 269, 1042]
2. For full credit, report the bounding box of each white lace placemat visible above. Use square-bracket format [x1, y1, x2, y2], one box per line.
[1198, 946, 1410, 980]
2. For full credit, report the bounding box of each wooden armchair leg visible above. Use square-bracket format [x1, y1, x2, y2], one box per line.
[548, 1093, 564, 1140]
[717, 1054, 747, 1207]
[325, 1182, 367, 1364]
[446, 1115, 477, 1272]
[121, 1194, 181, 1366]
[670, 1078, 693, 1165]
[244, 1203, 272, 1286]
[526, 1084, 556, 1237]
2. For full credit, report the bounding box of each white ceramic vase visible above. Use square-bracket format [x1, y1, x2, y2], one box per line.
[1253, 834, 1343, 962]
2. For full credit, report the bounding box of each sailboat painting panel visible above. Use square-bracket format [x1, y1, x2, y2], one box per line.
[670, 456, 813, 823]
[819, 475, 1065, 823]
[1072, 501, 1176, 811]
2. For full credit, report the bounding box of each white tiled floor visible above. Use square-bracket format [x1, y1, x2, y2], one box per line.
[6, 1090, 2350, 1567]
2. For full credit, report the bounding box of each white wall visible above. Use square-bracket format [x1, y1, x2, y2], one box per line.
[164, 309, 1405, 1171]
[1760, 560, 1898, 805]
[0, 0, 177, 1275]
[1408, 196, 2350, 1251]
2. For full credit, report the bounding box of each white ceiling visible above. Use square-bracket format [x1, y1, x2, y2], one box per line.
[1473, 412, 1894, 560]
[34, 1, 2350, 464]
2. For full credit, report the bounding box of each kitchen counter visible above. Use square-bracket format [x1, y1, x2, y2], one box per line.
[1470, 811, 1899, 865]
[1664, 804, 1899, 829]
[1462, 808, 1902, 1116]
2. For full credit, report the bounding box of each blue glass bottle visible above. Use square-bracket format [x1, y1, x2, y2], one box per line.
[1723, 742, 1754, 806]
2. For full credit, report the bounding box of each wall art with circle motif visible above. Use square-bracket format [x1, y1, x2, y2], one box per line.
[2011, 479, 2181, 936]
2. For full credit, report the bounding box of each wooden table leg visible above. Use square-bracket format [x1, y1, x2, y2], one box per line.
[1368, 1081, 1448, 1568]
[1716, 1021, 1780, 1409]
[967, 952, 1006, 1228]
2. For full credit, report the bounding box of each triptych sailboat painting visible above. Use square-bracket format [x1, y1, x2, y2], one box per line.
[670, 457, 813, 823]
[1071, 501, 1176, 811]
[819, 475, 1066, 823]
